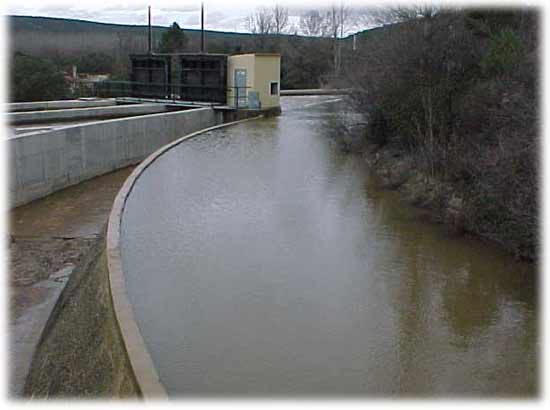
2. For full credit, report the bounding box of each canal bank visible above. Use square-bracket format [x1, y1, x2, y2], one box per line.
[117, 96, 537, 397]
[355, 139, 537, 261]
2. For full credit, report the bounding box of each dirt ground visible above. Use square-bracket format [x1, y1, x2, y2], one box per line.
[8, 166, 134, 396]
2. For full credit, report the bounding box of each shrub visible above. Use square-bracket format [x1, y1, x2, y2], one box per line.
[480, 29, 523, 75]
[10, 53, 69, 102]
[366, 109, 390, 145]
[341, 8, 538, 258]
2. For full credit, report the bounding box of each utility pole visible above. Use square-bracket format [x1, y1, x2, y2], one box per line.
[148, 6, 152, 54]
[201, 2, 205, 53]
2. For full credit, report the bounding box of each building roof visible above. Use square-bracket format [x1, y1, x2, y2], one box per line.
[130, 52, 229, 58]
[229, 52, 281, 57]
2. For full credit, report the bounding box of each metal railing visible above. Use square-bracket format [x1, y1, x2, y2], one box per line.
[231, 86, 250, 109]
[75, 79, 228, 103]
[75, 80, 253, 109]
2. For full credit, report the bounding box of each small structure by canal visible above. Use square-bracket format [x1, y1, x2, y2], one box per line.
[120, 96, 536, 396]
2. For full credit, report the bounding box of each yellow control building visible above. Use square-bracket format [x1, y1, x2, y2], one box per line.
[226, 53, 281, 110]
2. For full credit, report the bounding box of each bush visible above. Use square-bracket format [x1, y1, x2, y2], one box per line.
[77, 52, 114, 74]
[366, 110, 390, 145]
[342, 8, 538, 258]
[480, 29, 523, 75]
[10, 53, 69, 102]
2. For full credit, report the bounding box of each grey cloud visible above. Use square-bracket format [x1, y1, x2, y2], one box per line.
[160, 5, 199, 13]
[180, 14, 200, 26]
[100, 3, 149, 12]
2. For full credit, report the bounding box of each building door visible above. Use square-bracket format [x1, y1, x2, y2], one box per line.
[234, 69, 247, 108]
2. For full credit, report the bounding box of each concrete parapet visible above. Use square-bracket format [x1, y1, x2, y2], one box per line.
[9, 103, 175, 125]
[280, 89, 351, 96]
[216, 106, 281, 123]
[9, 107, 223, 208]
[8, 99, 117, 113]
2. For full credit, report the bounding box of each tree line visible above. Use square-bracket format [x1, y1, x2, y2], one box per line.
[10, 4, 364, 102]
[341, 6, 538, 259]
[245, 3, 356, 76]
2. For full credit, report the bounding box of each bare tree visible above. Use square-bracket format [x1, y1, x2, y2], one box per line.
[325, 3, 351, 75]
[245, 7, 274, 35]
[273, 3, 289, 35]
[325, 5, 341, 39]
[299, 10, 327, 37]
[368, 3, 440, 25]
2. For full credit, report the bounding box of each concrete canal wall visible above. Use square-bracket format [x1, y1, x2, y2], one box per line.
[8, 98, 117, 112]
[8, 107, 223, 208]
[9, 103, 177, 125]
[280, 89, 351, 96]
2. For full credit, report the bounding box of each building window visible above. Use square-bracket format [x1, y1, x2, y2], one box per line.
[270, 81, 279, 96]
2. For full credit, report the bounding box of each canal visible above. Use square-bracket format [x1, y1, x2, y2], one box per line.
[120, 96, 537, 396]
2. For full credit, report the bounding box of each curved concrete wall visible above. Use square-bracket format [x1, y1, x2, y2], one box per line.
[107, 117, 262, 398]
[8, 107, 223, 208]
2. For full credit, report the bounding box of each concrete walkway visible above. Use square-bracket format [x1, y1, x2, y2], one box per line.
[8, 166, 134, 397]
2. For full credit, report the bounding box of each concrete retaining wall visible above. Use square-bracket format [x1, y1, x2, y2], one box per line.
[8, 99, 117, 112]
[280, 89, 351, 96]
[9, 107, 223, 208]
[9, 103, 175, 125]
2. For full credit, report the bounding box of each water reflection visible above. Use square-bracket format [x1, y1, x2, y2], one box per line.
[362, 185, 537, 396]
[120, 96, 537, 397]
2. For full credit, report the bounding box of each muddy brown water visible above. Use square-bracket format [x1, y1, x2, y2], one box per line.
[120, 96, 537, 397]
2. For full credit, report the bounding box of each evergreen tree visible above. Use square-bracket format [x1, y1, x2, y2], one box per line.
[159, 22, 186, 53]
[11, 53, 68, 102]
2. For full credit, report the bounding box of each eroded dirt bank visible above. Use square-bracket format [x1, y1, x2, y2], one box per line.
[362, 142, 537, 262]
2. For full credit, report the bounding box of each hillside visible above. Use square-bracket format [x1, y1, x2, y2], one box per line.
[9, 15, 339, 89]
[8, 15, 261, 58]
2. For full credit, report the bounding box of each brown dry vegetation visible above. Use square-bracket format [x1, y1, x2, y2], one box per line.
[343, 8, 539, 260]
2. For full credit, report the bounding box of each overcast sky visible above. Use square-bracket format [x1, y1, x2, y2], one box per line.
[5, 0, 389, 34]
[6, 1, 533, 35]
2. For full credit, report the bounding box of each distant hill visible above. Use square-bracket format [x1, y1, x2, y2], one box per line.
[8, 15, 383, 89]
[8, 15, 328, 59]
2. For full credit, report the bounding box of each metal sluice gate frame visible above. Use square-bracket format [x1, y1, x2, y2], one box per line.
[76, 80, 251, 108]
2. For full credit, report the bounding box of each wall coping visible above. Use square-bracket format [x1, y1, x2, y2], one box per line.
[9, 106, 213, 140]
[106, 115, 263, 399]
